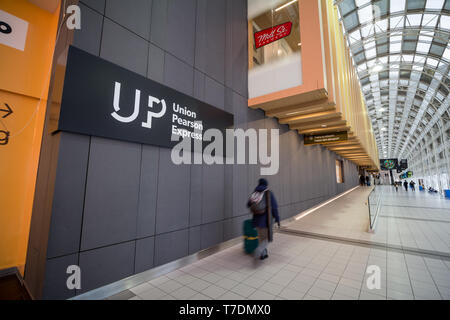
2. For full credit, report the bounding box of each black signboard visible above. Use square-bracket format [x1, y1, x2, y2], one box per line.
[304, 131, 348, 145]
[400, 159, 408, 170]
[380, 158, 398, 170]
[59, 46, 234, 149]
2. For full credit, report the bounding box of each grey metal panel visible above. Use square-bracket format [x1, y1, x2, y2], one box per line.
[194, 70, 205, 101]
[151, 0, 196, 66]
[81, 137, 141, 251]
[78, 241, 135, 293]
[100, 18, 149, 77]
[223, 164, 233, 219]
[155, 149, 190, 234]
[80, 0, 105, 14]
[233, 164, 248, 217]
[137, 145, 159, 238]
[165, 0, 197, 66]
[154, 229, 189, 266]
[164, 53, 194, 96]
[105, 0, 152, 40]
[232, 91, 248, 127]
[135, 237, 155, 274]
[188, 226, 201, 255]
[147, 43, 165, 84]
[47, 133, 90, 259]
[205, 76, 225, 110]
[201, 164, 225, 224]
[73, 3, 103, 56]
[189, 164, 203, 227]
[195, 0, 226, 84]
[201, 221, 224, 250]
[223, 215, 247, 241]
[149, 0, 167, 49]
[42, 254, 79, 300]
[226, 0, 248, 97]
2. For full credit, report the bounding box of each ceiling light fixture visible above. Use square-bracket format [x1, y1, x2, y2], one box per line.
[275, 0, 298, 12]
[371, 64, 383, 73]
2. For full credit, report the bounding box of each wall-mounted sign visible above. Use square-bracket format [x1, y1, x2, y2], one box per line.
[400, 159, 408, 170]
[254, 21, 292, 49]
[380, 158, 398, 170]
[59, 46, 234, 149]
[0, 9, 28, 51]
[304, 131, 348, 145]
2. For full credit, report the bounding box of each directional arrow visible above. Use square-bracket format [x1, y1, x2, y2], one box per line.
[0, 103, 13, 118]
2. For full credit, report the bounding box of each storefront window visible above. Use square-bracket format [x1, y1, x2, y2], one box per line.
[248, 0, 302, 98]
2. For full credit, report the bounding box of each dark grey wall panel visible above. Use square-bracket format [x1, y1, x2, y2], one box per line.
[105, 0, 152, 40]
[201, 221, 224, 250]
[135, 237, 155, 274]
[223, 215, 247, 241]
[164, 53, 194, 96]
[188, 226, 201, 255]
[81, 137, 141, 250]
[155, 149, 190, 234]
[147, 43, 165, 84]
[47, 133, 89, 259]
[201, 164, 225, 224]
[225, 0, 248, 97]
[151, 0, 197, 66]
[137, 145, 159, 238]
[80, 0, 105, 14]
[100, 18, 149, 77]
[42, 254, 79, 300]
[154, 229, 189, 266]
[73, 4, 103, 56]
[204, 76, 225, 110]
[196, 0, 226, 84]
[189, 164, 203, 227]
[78, 241, 135, 293]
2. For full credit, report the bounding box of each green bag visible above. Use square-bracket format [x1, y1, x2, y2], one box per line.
[243, 219, 258, 254]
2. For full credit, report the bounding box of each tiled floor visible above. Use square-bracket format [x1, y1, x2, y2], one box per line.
[283, 186, 450, 256]
[103, 186, 450, 300]
[105, 232, 450, 300]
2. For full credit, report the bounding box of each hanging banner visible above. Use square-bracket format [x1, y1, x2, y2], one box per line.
[254, 21, 292, 49]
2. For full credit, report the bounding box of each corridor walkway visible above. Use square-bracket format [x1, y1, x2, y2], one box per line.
[283, 186, 450, 257]
[76, 186, 450, 301]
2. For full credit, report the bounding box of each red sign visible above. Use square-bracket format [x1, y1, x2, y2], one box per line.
[254, 21, 293, 49]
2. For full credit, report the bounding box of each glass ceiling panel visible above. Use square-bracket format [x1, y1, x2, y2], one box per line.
[336, 0, 450, 160]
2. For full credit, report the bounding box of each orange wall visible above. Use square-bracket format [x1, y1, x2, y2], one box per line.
[0, 0, 59, 274]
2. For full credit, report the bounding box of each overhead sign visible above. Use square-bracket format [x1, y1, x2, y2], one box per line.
[400, 159, 408, 170]
[254, 21, 292, 49]
[59, 46, 234, 149]
[0, 9, 28, 51]
[304, 131, 348, 145]
[380, 158, 398, 170]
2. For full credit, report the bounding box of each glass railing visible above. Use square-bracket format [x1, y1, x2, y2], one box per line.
[367, 185, 382, 231]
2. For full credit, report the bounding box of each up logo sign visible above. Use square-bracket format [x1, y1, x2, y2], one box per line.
[111, 81, 167, 129]
[0, 9, 29, 51]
